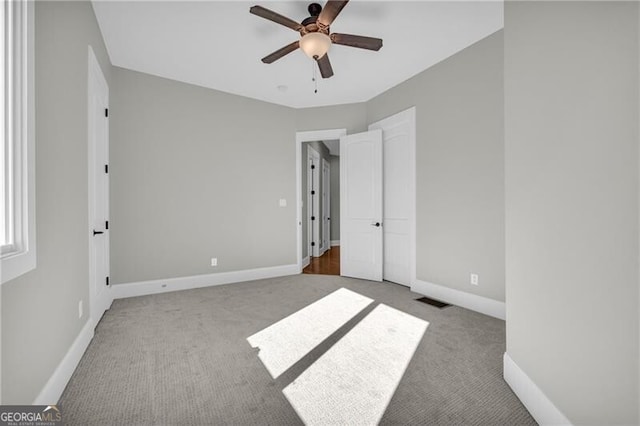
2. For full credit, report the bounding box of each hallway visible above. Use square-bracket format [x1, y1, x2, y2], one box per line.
[303, 247, 340, 276]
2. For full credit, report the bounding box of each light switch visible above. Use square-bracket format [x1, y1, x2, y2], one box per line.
[279, 199, 287, 207]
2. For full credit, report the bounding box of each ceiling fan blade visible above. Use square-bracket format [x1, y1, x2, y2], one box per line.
[250, 5, 303, 32]
[317, 53, 334, 79]
[330, 33, 383, 51]
[261, 41, 300, 64]
[318, 0, 349, 27]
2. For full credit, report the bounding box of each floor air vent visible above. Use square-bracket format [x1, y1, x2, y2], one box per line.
[415, 296, 450, 309]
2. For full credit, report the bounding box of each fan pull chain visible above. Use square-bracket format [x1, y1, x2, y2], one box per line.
[312, 61, 318, 94]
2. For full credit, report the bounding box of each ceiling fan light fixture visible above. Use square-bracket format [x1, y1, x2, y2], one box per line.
[299, 32, 331, 59]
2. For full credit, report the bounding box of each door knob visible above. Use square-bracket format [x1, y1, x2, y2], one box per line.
[93, 230, 104, 236]
[372, 222, 381, 227]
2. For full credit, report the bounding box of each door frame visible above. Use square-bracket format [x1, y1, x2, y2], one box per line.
[296, 128, 346, 273]
[87, 46, 111, 327]
[369, 107, 417, 286]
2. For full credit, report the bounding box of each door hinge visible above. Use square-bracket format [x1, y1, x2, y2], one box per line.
[104, 164, 109, 174]
[105, 108, 109, 118]
[311, 216, 315, 221]
[106, 276, 110, 286]
[105, 220, 109, 230]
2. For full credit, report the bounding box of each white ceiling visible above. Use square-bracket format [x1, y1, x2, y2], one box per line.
[92, 1, 503, 109]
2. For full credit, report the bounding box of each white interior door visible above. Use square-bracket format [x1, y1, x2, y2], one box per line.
[88, 47, 111, 325]
[322, 158, 330, 254]
[340, 129, 383, 281]
[308, 146, 321, 257]
[370, 108, 416, 287]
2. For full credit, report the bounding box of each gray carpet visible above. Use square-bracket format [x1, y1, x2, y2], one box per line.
[59, 274, 537, 425]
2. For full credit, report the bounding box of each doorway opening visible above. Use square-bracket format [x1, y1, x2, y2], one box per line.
[301, 140, 340, 276]
[295, 108, 415, 284]
[296, 130, 344, 276]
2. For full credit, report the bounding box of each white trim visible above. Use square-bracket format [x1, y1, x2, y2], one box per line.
[1, 0, 36, 285]
[330, 240, 340, 246]
[369, 107, 416, 288]
[412, 279, 505, 320]
[111, 264, 299, 300]
[302, 256, 310, 268]
[503, 353, 572, 425]
[33, 320, 94, 405]
[32, 263, 299, 404]
[296, 129, 347, 273]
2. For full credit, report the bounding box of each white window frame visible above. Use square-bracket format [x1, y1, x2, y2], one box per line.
[1, 0, 35, 285]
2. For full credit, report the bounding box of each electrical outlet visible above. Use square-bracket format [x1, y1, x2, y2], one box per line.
[470, 273, 479, 286]
[78, 300, 83, 319]
[211, 257, 218, 267]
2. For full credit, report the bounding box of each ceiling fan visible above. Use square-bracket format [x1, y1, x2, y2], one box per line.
[250, 1, 383, 79]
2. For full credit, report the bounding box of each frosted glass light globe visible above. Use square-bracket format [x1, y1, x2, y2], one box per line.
[300, 32, 331, 59]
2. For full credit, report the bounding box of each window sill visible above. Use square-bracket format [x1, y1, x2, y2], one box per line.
[1, 248, 36, 284]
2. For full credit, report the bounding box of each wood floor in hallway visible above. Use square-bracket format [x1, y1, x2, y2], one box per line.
[303, 246, 340, 276]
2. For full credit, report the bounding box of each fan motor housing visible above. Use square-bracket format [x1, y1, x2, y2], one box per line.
[301, 3, 329, 34]
[308, 3, 322, 17]
[301, 15, 318, 27]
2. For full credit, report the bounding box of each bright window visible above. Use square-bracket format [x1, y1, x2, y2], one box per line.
[1, 0, 35, 284]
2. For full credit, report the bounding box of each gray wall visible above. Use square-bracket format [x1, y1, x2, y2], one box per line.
[505, 2, 639, 424]
[329, 155, 340, 242]
[1, 1, 112, 403]
[296, 103, 367, 135]
[367, 31, 505, 302]
[301, 142, 332, 258]
[110, 68, 297, 284]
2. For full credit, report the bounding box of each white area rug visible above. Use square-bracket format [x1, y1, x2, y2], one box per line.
[282, 303, 429, 425]
[247, 288, 373, 378]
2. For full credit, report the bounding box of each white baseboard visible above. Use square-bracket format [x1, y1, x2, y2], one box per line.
[330, 240, 340, 247]
[111, 263, 299, 300]
[33, 319, 94, 405]
[503, 353, 571, 425]
[302, 256, 310, 268]
[31, 263, 297, 405]
[411, 279, 505, 320]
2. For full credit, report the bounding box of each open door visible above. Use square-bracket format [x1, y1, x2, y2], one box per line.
[370, 107, 416, 287]
[340, 129, 383, 281]
[322, 158, 330, 254]
[88, 47, 111, 326]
